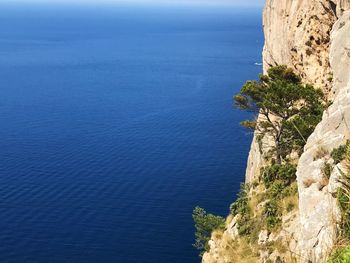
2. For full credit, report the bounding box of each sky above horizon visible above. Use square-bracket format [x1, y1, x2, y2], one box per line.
[1, 0, 264, 7]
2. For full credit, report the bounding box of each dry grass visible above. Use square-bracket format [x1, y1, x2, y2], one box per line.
[281, 191, 299, 213]
[209, 166, 301, 263]
[212, 230, 224, 240]
[264, 239, 288, 254]
[220, 236, 260, 263]
[313, 146, 329, 160]
[249, 192, 265, 216]
[303, 177, 315, 188]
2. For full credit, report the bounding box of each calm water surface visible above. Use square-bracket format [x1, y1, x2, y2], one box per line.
[0, 4, 263, 262]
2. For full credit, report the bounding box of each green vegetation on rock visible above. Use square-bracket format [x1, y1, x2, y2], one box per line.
[328, 246, 350, 263]
[261, 163, 296, 189]
[193, 66, 326, 261]
[192, 206, 225, 256]
[329, 141, 350, 262]
[331, 140, 350, 164]
[234, 65, 325, 164]
[230, 183, 250, 216]
[337, 187, 350, 238]
[228, 66, 325, 248]
[227, 66, 325, 261]
[264, 199, 282, 231]
[336, 141, 350, 238]
[322, 161, 334, 180]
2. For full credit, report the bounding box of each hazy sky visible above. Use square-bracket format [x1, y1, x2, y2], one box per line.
[3, 0, 265, 7]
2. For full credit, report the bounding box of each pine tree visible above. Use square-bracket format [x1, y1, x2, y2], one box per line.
[234, 65, 324, 163]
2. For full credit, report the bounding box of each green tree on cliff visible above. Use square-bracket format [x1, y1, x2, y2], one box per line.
[234, 65, 324, 163]
[192, 206, 225, 256]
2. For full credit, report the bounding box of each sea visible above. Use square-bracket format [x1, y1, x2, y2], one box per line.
[0, 3, 263, 262]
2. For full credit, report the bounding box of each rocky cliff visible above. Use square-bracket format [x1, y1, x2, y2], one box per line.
[203, 0, 350, 262]
[247, 0, 350, 184]
[296, 10, 350, 262]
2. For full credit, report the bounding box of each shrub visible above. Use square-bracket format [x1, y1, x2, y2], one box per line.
[280, 182, 298, 198]
[229, 184, 257, 237]
[269, 180, 286, 199]
[256, 134, 264, 154]
[314, 146, 329, 160]
[337, 143, 350, 238]
[259, 163, 297, 231]
[240, 120, 257, 130]
[328, 143, 350, 262]
[322, 161, 334, 179]
[229, 184, 265, 239]
[230, 183, 250, 215]
[261, 163, 297, 189]
[337, 188, 350, 238]
[264, 200, 282, 231]
[328, 246, 350, 263]
[192, 207, 225, 256]
[286, 202, 295, 212]
[331, 141, 350, 164]
[236, 214, 254, 236]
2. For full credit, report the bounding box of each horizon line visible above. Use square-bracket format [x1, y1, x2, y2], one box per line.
[0, 0, 264, 8]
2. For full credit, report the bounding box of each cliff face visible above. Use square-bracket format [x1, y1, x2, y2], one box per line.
[296, 10, 350, 262]
[263, 0, 332, 92]
[259, 1, 350, 262]
[263, 0, 350, 93]
[246, 0, 349, 184]
[203, 1, 350, 262]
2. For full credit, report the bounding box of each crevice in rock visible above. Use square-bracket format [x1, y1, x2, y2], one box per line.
[342, 113, 350, 132]
[345, 47, 350, 58]
[329, 1, 337, 18]
[313, 226, 325, 248]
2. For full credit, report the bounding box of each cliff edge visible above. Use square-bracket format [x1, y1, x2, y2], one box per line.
[202, 1, 350, 262]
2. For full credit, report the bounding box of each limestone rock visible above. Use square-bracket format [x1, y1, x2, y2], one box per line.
[296, 10, 350, 263]
[258, 230, 269, 245]
[203, 2, 350, 263]
[263, 0, 350, 93]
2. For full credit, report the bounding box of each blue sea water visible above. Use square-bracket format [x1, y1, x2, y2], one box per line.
[0, 3, 263, 263]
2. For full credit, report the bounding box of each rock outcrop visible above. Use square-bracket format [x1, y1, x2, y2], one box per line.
[296, 10, 350, 262]
[247, 1, 350, 262]
[263, 0, 348, 93]
[203, 1, 350, 262]
[246, 0, 350, 184]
